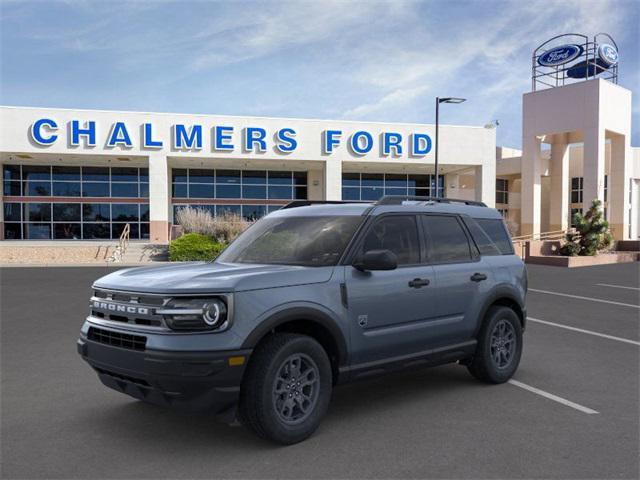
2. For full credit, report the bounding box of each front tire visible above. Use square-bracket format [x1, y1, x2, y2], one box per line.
[467, 306, 523, 384]
[239, 333, 332, 444]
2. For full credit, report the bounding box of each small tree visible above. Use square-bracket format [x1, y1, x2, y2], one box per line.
[560, 199, 613, 256]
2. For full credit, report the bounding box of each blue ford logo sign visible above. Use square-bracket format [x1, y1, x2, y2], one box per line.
[538, 44, 583, 67]
[598, 44, 618, 66]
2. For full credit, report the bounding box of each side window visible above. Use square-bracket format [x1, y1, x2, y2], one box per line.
[360, 216, 420, 265]
[422, 215, 472, 263]
[475, 218, 514, 255]
[464, 217, 502, 256]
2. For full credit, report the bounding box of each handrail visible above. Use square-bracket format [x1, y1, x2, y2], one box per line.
[106, 223, 131, 263]
[512, 229, 571, 242]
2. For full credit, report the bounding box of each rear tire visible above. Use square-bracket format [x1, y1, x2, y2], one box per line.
[467, 306, 522, 384]
[238, 333, 332, 445]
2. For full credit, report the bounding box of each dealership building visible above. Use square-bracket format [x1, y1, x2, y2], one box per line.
[0, 34, 638, 246]
[0, 107, 496, 244]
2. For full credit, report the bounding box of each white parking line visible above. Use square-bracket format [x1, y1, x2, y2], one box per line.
[508, 380, 599, 415]
[596, 283, 640, 291]
[529, 288, 640, 309]
[528, 317, 640, 346]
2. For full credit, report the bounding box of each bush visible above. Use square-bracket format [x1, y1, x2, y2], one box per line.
[176, 207, 251, 243]
[560, 199, 613, 256]
[169, 233, 226, 262]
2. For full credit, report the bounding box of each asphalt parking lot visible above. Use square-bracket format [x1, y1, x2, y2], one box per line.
[1, 263, 638, 479]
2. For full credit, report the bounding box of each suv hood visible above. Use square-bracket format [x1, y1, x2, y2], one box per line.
[93, 262, 335, 294]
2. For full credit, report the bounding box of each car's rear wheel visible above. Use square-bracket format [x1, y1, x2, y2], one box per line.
[467, 306, 523, 383]
[239, 333, 332, 444]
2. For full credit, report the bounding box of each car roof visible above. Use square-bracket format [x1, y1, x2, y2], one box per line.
[269, 199, 503, 220]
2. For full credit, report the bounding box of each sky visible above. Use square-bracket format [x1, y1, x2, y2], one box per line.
[1, 0, 638, 148]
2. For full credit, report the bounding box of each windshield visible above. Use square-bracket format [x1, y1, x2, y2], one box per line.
[217, 215, 363, 267]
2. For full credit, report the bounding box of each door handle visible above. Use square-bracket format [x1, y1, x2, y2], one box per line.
[470, 272, 488, 282]
[408, 278, 430, 288]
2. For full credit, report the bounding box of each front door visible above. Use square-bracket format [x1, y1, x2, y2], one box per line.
[345, 215, 438, 365]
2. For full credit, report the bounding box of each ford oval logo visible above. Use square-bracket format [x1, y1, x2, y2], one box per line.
[538, 44, 583, 67]
[598, 44, 618, 66]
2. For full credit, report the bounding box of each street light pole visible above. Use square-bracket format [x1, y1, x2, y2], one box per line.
[435, 97, 440, 198]
[434, 96, 466, 198]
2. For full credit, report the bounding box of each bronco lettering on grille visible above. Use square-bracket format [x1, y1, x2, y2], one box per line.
[92, 300, 150, 315]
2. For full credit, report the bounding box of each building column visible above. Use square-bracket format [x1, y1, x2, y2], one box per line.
[582, 126, 606, 212]
[148, 153, 170, 244]
[445, 173, 460, 199]
[324, 159, 342, 201]
[474, 162, 495, 207]
[520, 135, 543, 236]
[549, 134, 570, 232]
[307, 169, 324, 201]
[609, 134, 631, 240]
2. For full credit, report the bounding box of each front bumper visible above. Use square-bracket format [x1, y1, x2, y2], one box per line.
[77, 330, 252, 414]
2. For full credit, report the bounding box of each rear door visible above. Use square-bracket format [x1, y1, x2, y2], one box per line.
[420, 214, 493, 345]
[344, 214, 438, 365]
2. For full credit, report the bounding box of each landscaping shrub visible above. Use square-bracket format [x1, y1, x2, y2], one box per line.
[169, 233, 226, 261]
[176, 207, 251, 243]
[560, 199, 613, 256]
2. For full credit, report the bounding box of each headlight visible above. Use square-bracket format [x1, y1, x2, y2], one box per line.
[158, 297, 229, 331]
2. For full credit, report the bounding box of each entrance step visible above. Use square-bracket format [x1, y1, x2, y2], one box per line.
[119, 243, 168, 263]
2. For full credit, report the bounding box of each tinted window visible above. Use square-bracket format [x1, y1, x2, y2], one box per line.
[423, 215, 471, 263]
[361, 216, 420, 265]
[464, 218, 501, 256]
[476, 218, 514, 254]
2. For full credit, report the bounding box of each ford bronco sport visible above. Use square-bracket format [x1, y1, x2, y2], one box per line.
[78, 196, 527, 444]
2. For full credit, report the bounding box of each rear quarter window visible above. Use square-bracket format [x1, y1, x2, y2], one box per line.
[474, 218, 514, 255]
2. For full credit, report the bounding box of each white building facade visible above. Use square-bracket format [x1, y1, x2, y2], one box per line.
[0, 106, 496, 244]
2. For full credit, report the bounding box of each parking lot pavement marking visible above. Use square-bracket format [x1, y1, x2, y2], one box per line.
[508, 380, 599, 415]
[596, 283, 640, 291]
[529, 288, 640, 309]
[527, 317, 640, 346]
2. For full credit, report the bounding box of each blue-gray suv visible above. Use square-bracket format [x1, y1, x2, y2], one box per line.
[78, 196, 527, 444]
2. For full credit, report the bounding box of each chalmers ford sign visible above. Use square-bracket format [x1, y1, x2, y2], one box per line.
[29, 118, 434, 157]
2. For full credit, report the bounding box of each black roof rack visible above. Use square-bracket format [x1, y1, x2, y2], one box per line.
[376, 195, 487, 207]
[281, 200, 361, 209]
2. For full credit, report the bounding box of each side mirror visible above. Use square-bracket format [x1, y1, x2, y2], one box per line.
[353, 249, 398, 271]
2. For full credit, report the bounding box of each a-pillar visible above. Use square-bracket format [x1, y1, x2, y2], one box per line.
[474, 163, 495, 207]
[148, 153, 170, 244]
[549, 134, 570, 232]
[324, 159, 342, 201]
[582, 126, 605, 212]
[609, 133, 631, 240]
[521, 135, 543, 236]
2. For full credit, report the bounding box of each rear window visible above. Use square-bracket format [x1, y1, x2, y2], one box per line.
[474, 218, 514, 255]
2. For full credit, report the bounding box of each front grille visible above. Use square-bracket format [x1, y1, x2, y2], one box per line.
[88, 326, 147, 351]
[90, 289, 167, 329]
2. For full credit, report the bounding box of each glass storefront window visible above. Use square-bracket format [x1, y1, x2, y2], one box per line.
[52, 182, 81, 197]
[53, 203, 81, 221]
[342, 173, 444, 200]
[169, 168, 308, 223]
[52, 166, 80, 181]
[83, 203, 110, 221]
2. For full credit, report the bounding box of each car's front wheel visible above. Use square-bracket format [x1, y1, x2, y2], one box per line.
[239, 333, 332, 444]
[467, 306, 523, 383]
